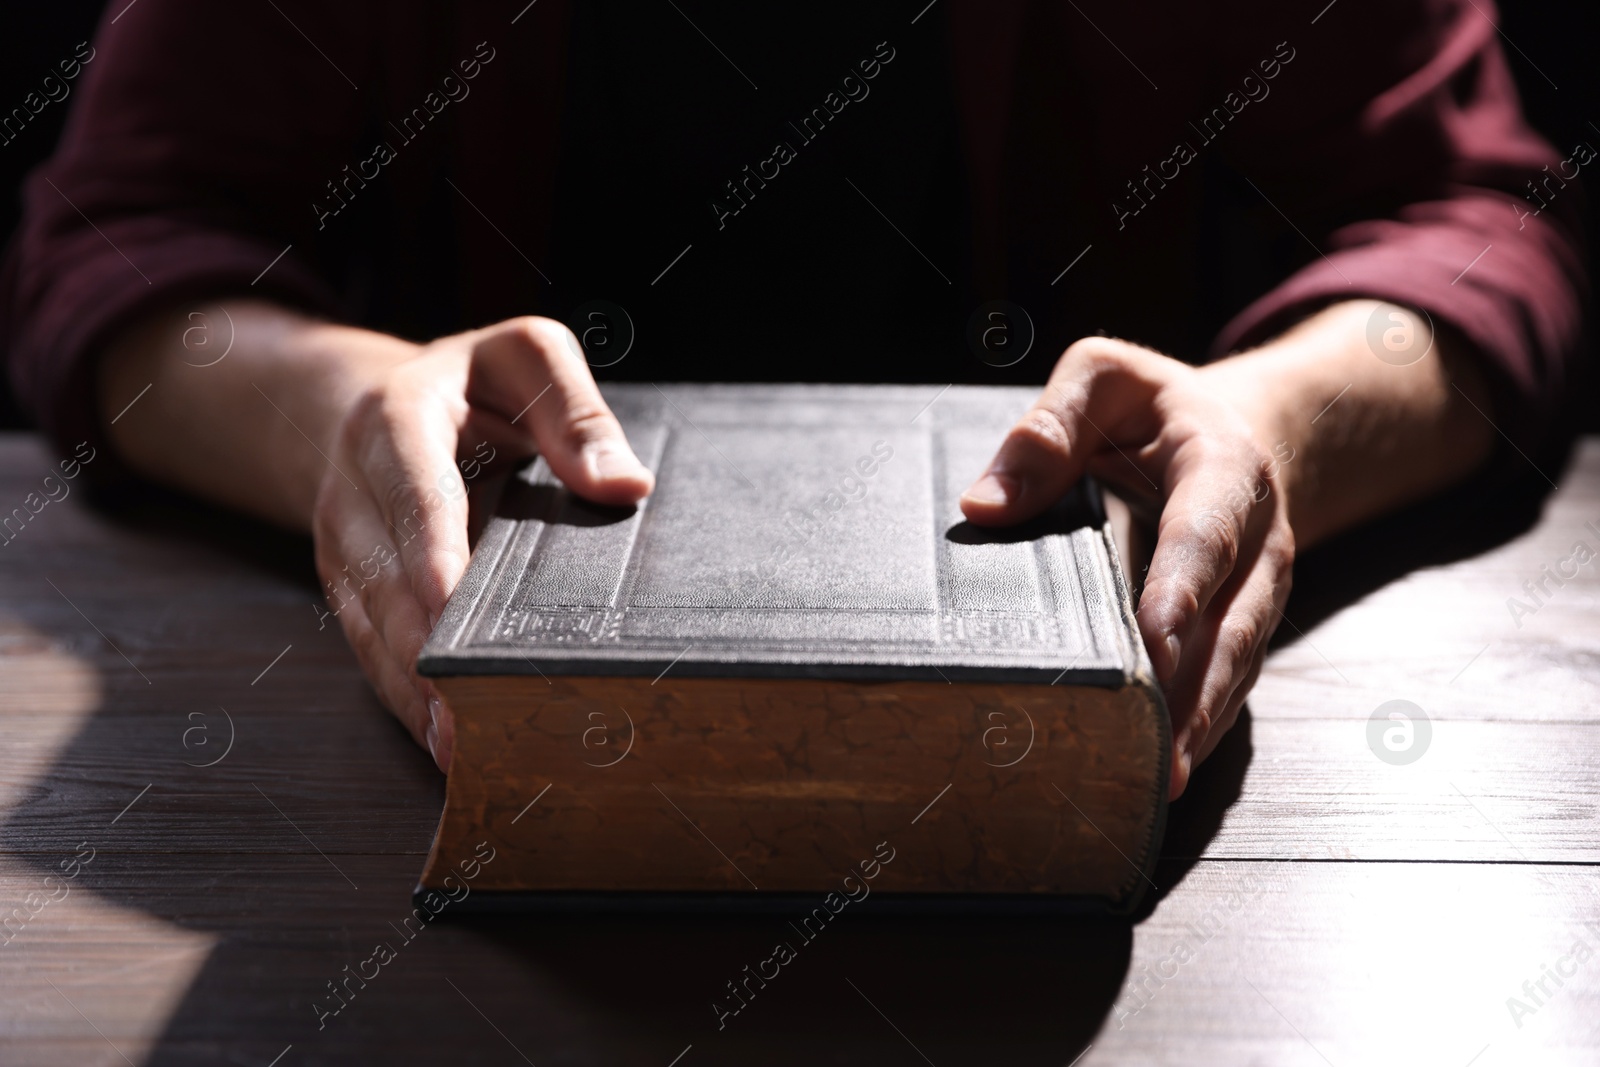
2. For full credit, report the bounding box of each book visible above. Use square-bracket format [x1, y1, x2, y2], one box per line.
[417, 384, 1169, 914]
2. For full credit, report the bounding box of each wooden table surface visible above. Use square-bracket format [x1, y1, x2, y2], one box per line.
[2, 431, 1597, 1067]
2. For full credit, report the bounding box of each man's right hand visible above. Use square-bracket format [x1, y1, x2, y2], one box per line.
[313, 316, 654, 772]
[102, 305, 653, 774]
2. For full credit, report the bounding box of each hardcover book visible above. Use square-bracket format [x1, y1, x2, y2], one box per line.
[417, 383, 1168, 914]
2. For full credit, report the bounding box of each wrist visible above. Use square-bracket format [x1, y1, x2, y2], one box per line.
[98, 300, 420, 530]
[261, 318, 422, 525]
[1198, 298, 1494, 548]
[286, 319, 421, 442]
[1196, 301, 1390, 544]
[1194, 341, 1310, 525]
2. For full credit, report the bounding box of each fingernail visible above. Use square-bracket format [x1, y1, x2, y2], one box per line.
[425, 721, 439, 761]
[428, 695, 442, 732]
[587, 443, 646, 482]
[962, 471, 1022, 507]
[1162, 633, 1181, 680]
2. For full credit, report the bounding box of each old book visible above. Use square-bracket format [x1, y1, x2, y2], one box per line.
[417, 384, 1168, 914]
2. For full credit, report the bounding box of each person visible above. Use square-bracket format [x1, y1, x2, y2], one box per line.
[2, 0, 1585, 799]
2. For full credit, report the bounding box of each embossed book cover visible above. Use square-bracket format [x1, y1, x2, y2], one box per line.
[418, 384, 1168, 913]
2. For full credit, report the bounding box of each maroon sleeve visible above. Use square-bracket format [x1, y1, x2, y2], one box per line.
[0, 0, 379, 464]
[1211, 0, 1587, 454]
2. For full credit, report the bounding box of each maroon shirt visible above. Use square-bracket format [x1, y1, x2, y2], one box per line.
[1, 0, 1587, 468]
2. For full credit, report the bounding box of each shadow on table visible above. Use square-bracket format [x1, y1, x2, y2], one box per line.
[1276, 450, 1566, 635]
[6, 484, 1135, 1066]
[4, 444, 1570, 1066]
[1112, 450, 1570, 910]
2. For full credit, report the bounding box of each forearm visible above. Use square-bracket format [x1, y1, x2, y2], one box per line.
[1202, 299, 1497, 549]
[97, 300, 419, 530]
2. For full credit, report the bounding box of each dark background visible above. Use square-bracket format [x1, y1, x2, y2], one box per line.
[2, 1, 1593, 432]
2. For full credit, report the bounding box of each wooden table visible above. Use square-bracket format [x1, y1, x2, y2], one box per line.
[2, 431, 1597, 1067]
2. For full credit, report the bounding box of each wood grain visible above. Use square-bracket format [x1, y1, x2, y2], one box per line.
[2, 433, 1599, 1065]
[2, 857, 1595, 1067]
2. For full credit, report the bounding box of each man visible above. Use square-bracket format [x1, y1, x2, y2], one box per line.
[2, 0, 1585, 797]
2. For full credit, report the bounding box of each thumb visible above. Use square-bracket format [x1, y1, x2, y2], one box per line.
[960, 339, 1169, 526]
[470, 317, 654, 506]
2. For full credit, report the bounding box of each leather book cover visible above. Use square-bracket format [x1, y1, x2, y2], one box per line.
[417, 384, 1169, 914]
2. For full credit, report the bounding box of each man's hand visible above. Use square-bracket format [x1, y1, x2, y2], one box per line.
[961, 336, 1295, 799]
[102, 304, 652, 774]
[313, 317, 653, 772]
[103, 298, 1491, 789]
[959, 300, 1500, 798]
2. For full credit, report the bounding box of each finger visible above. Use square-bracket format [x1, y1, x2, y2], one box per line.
[430, 689, 456, 773]
[1163, 536, 1288, 798]
[469, 317, 654, 506]
[343, 375, 474, 627]
[1085, 450, 1165, 517]
[318, 486, 434, 688]
[1135, 444, 1273, 682]
[314, 471, 463, 766]
[322, 566, 436, 762]
[959, 338, 1172, 526]
[318, 520, 457, 774]
[1196, 537, 1292, 767]
[1196, 653, 1263, 767]
[1168, 652, 1264, 801]
[458, 406, 538, 476]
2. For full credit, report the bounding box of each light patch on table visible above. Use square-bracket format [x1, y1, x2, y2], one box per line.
[0, 615, 104, 816]
[0, 857, 216, 1051]
[1196, 718, 1600, 863]
[1099, 862, 1600, 1067]
[1248, 453, 1600, 726]
[0, 615, 103, 714]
